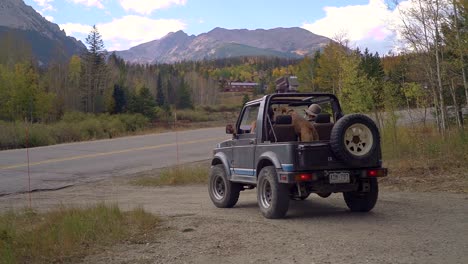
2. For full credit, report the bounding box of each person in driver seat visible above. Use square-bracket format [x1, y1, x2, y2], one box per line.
[251, 107, 274, 133]
[304, 104, 322, 123]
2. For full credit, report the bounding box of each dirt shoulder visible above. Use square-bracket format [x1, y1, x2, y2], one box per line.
[0, 163, 467, 264]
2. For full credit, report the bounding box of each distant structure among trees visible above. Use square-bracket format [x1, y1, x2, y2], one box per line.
[223, 81, 259, 92]
[275, 76, 299, 93]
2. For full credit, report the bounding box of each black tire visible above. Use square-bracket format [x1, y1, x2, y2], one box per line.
[208, 165, 240, 208]
[257, 166, 289, 219]
[343, 178, 378, 212]
[330, 114, 380, 167]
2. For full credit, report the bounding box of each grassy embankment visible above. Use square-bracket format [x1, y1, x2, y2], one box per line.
[0, 204, 159, 264]
[0, 92, 257, 150]
[0, 105, 240, 150]
[380, 124, 467, 192]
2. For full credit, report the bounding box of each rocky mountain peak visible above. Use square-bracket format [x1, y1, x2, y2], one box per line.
[115, 27, 331, 64]
[0, 0, 85, 63]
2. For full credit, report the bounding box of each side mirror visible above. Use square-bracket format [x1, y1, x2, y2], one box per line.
[225, 124, 235, 134]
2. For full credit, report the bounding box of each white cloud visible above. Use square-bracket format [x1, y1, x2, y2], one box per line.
[37, 10, 55, 22]
[301, 0, 413, 54]
[119, 0, 187, 15]
[45, 15, 54, 22]
[303, 0, 394, 42]
[70, 0, 104, 9]
[32, 0, 55, 11]
[60, 23, 93, 35]
[60, 16, 186, 50]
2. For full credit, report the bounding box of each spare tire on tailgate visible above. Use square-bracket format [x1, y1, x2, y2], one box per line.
[330, 114, 380, 167]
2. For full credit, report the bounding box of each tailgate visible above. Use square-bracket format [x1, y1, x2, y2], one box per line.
[295, 142, 379, 171]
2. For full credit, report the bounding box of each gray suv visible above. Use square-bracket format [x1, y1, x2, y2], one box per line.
[209, 93, 387, 219]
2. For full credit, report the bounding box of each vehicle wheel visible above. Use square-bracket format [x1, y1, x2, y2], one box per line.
[208, 165, 240, 208]
[343, 178, 378, 212]
[257, 166, 289, 219]
[330, 114, 380, 167]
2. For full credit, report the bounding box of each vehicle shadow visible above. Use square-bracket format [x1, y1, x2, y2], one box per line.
[235, 198, 383, 220]
[286, 199, 382, 219]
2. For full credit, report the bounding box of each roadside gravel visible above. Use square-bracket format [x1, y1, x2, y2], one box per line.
[1, 167, 466, 264]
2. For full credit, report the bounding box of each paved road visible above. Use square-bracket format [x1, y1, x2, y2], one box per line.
[0, 127, 229, 195]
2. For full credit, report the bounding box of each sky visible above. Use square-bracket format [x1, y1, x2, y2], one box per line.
[24, 0, 408, 54]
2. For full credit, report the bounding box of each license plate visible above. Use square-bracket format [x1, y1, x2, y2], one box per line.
[329, 171, 350, 184]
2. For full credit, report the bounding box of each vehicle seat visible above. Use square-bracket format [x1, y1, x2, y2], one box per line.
[313, 113, 334, 140]
[269, 115, 297, 142]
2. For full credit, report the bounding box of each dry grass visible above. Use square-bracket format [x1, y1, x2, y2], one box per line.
[218, 92, 249, 106]
[0, 204, 159, 264]
[0, 109, 239, 150]
[380, 125, 468, 193]
[131, 164, 209, 186]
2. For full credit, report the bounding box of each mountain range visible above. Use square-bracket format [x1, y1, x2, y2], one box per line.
[1, 0, 331, 65]
[115, 27, 331, 64]
[0, 0, 85, 64]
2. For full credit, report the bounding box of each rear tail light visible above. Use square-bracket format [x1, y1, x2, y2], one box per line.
[295, 173, 315, 182]
[367, 169, 387, 177]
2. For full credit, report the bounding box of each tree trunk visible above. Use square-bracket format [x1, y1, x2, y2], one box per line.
[452, 0, 468, 106]
[406, 97, 414, 125]
[433, 0, 447, 132]
[450, 79, 463, 129]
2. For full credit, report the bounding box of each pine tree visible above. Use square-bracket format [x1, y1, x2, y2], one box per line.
[81, 25, 108, 113]
[176, 79, 193, 109]
[112, 84, 127, 113]
[156, 72, 166, 106]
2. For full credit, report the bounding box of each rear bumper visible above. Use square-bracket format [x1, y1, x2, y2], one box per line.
[277, 167, 388, 184]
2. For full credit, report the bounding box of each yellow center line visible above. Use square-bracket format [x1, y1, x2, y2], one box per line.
[0, 136, 228, 170]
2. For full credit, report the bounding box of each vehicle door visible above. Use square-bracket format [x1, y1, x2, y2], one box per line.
[231, 104, 260, 182]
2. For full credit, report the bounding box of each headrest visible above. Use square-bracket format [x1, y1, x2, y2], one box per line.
[275, 115, 292, 125]
[315, 113, 331, 123]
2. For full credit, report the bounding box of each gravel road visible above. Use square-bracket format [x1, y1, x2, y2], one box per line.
[1, 174, 466, 264]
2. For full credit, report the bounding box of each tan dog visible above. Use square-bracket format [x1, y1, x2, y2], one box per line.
[279, 107, 320, 142]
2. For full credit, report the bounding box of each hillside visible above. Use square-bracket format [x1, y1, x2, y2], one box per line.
[0, 0, 85, 64]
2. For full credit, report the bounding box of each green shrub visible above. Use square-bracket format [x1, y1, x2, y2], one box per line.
[0, 122, 22, 149]
[61, 111, 90, 123]
[117, 113, 148, 132]
[199, 104, 240, 113]
[101, 116, 126, 138]
[51, 122, 82, 143]
[0, 113, 152, 149]
[27, 124, 56, 147]
[132, 164, 209, 186]
[76, 118, 105, 140]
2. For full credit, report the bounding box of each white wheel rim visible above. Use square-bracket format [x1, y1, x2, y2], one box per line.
[259, 178, 272, 209]
[344, 123, 373, 156]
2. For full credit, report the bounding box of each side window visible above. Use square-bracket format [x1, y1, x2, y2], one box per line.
[238, 105, 259, 134]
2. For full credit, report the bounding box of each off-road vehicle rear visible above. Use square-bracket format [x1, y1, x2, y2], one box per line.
[209, 93, 387, 219]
